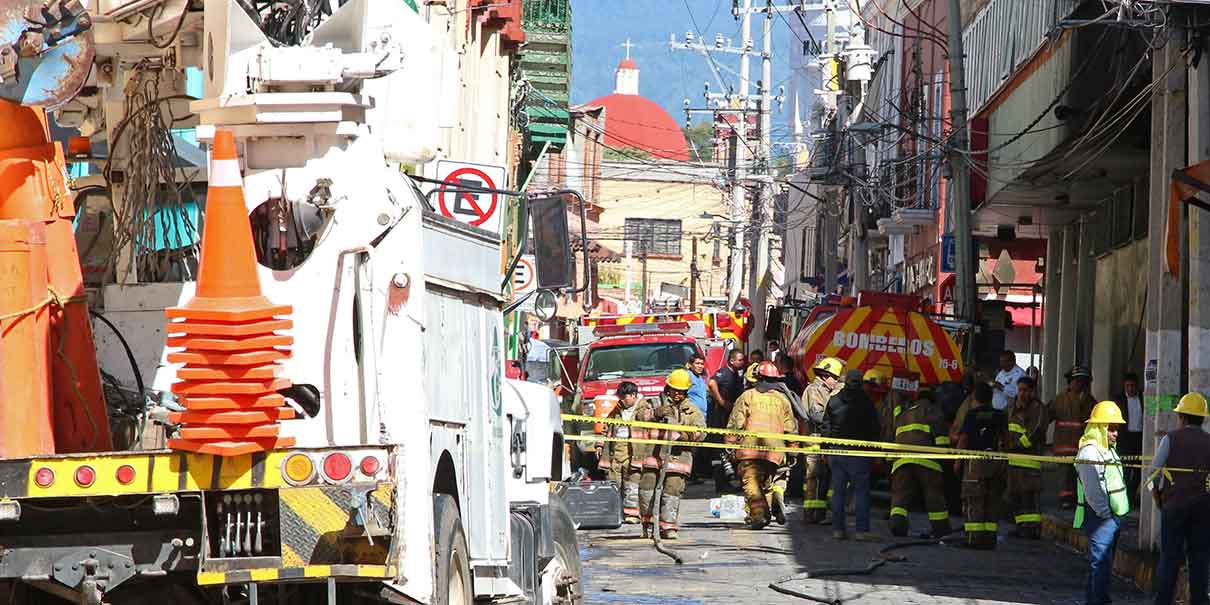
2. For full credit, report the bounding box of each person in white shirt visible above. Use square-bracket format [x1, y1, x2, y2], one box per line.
[992, 350, 1026, 411]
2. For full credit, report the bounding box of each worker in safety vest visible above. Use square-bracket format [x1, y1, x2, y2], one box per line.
[889, 384, 952, 538]
[801, 356, 844, 524]
[1052, 365, 1096, 508]
[1002, 375, 1048, 539]
[636, 369, 707, 540]
[1148, 392, 1210, 605]
[726, 361, 799, 529]
[956, 383, 1007, 550]
[1074, 401, 1129, 605]
[596, 381, 643, 523]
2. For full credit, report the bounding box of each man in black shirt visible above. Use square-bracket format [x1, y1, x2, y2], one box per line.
[822, 370, 882, 541]
[957, 383, 1007, 549]
[708, 349, 747, 493]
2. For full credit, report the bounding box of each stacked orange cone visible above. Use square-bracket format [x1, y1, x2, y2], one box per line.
[165, 130, 296, 457]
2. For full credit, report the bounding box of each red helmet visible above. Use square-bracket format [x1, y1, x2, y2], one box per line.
[755, 360, 782, 379]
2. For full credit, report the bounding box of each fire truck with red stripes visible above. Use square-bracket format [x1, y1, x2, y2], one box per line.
[556, 312, 750, 472]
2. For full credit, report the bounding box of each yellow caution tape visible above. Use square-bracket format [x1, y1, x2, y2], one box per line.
[564, 413, 1181, 471]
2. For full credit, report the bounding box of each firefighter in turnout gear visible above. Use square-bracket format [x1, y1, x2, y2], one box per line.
[957, 383, 1008, 549]
[1052, 365, 1096, 508]
[1003, 375, 1048, 538]
[889, 383, 952, 538]
[596, 381, 643, 523]
[637, 369, 707, 540]
[726, 361, 799, 529]
[801, 356, 845, 523]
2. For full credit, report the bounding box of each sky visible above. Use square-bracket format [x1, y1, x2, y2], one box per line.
[569, 0, 805, 156]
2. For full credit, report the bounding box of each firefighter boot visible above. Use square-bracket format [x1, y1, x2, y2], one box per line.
[771, 489, 787, 525]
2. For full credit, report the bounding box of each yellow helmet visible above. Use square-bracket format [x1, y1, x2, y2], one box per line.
[745, 363, 759, 384]
[1175, 392, 1210, 417]
[1087, 401, 1127, 425]
[862, 368, 889, 387]
[665, 368, 693, 391]
[812, 357, 844, 379]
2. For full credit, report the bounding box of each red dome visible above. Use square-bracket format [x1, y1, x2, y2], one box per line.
[618, 58, 637, 70]
[586, 93, 690, 161]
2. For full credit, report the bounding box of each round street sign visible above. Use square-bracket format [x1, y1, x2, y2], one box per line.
[513, 256, 536, 295]
[437, 166, 499, 228]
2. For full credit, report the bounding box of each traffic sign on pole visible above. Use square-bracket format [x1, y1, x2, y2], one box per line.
[434, 160, 506, 233]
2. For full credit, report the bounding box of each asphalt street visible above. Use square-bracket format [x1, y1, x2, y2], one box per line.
[577, 483, 1146, 605]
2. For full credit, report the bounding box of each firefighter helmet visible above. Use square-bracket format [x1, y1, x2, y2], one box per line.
[745, 363, 759, 385]
[665, 368, 693, 391]
[812, 357, 844, 379]
[862, 368, 890, 387]
[756, 360, 782, 379]
[1087, 401, 1127, 425]
[1174, 392, 1210, 417]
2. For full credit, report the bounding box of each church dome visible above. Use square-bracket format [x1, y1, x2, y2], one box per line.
[585, 49, 689, 162]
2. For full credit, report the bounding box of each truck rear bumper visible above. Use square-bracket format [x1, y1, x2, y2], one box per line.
[0, 447, 398, 593]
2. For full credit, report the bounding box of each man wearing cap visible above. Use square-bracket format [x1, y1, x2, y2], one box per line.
[1053, 366, 1097, 508]
[822, 370, 882, 541]
[1074, 401, 1130, 605]
[1004, 375, 1048, 539]
[801, 357, 845, 524]
[726, 361, 799, 529]
[1149, 393, 1210, 605]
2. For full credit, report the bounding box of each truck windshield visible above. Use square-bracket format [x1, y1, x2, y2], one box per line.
[583, 343, 697, 380]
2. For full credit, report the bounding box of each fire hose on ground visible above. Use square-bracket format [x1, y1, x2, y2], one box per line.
[649, 403, 684, 565]
[767, 530, 962, 604]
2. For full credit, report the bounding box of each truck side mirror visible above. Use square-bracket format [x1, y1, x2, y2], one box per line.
[528, 195, 574, 290]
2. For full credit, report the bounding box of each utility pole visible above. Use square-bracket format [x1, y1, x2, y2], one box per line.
[945, 0, 976, 349]
[641, 252, 649, 313]
[690, 236, 699, 311]
[822, 0, 840, 296]
[748, 3, 776, 349]
[671, 0, 754, 311]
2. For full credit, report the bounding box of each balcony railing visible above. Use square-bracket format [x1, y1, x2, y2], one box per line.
[522, 0, 570, 33]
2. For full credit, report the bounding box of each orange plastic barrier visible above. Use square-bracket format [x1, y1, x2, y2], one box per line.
[165, 130, 295, 457]
[0, 220, 54, 457]
[0, 100, 111, 453]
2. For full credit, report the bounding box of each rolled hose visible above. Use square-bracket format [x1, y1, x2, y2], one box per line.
[768, 530, 962, 604]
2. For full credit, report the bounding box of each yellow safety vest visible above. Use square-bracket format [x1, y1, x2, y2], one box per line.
[1073, 446, 1129, 529]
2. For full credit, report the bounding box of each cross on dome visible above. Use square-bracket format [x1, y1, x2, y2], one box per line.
[622, 38, 634, 59]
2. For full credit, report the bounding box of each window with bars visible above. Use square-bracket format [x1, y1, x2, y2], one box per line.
[624, 218, 682, 256]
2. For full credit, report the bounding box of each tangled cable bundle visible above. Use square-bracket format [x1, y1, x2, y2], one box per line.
[105, 63, 199, 282]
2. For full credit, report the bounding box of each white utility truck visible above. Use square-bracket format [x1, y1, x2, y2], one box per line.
[0, 1, 582, 604]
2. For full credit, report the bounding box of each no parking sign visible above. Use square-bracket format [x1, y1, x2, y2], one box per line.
[434, 160, 506, 234]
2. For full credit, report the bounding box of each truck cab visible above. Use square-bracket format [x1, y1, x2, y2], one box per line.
[559, 321, 704, 472]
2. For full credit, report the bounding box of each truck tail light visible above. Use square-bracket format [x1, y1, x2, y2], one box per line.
[115, 465, 136, 485]
[282, 453, 315, 485]
[359, 456, 381, 477]
[322, 453, 352, 483]
[74, 466, 96, 488]
[33, 467, 54, 488]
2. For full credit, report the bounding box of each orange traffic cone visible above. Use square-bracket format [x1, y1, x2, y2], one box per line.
[165, 130, 295, 457]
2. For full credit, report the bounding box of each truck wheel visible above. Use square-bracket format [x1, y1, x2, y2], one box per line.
[432, 494, 472, 605]
[543, 493, 583, 605]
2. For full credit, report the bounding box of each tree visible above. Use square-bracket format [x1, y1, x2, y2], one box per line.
[682, 123, 716, 163]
